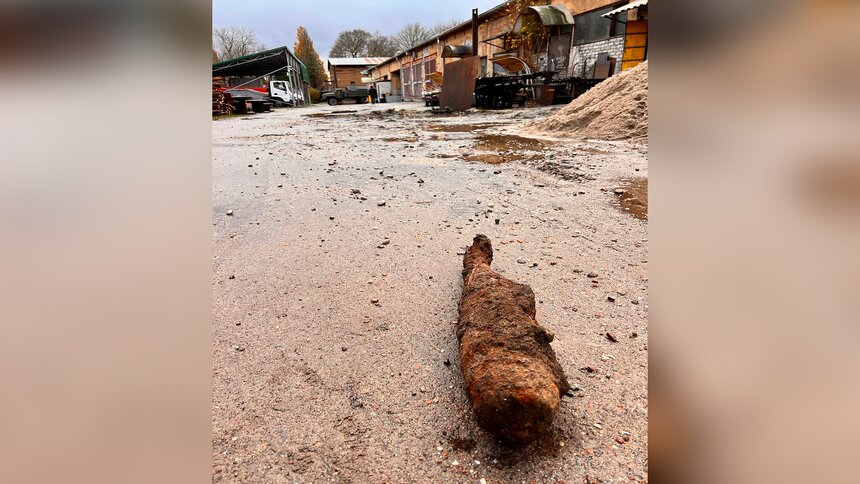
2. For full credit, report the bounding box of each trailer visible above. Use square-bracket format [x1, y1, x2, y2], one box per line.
[474, 73, 540, 109]
[472, 73, 603, 110]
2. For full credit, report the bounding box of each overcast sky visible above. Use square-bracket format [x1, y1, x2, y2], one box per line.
[213, 0, 504, 61]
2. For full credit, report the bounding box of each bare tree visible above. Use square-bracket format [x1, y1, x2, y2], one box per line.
[213, 26, 265, 61]
[329, 29, 373, 57]
[427, 19, 464, 37]
[392, 23, 430, 52]
[365, 32, 398, 57]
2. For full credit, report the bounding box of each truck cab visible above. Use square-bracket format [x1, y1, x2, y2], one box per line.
[268, 81, 295, 107]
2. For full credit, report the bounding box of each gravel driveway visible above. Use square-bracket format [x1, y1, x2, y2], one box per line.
[212, 102, 648, 483]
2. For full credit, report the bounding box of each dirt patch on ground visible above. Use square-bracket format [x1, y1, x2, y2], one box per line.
[302, 111, 358, 119]
[464, 154, 506, 164]
[367, 108, 423, 119]
[614, 177, 648, 220]
[532, 161, 595, 182]
[381, 137, 419, 143]
[427, 123, 506, 133]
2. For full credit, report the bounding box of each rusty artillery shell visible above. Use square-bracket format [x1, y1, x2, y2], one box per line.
[457, 235, 570, 445]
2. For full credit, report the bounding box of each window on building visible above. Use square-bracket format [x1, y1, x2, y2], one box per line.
[609, 13, 625, 37]
[573, 4, 627, 45]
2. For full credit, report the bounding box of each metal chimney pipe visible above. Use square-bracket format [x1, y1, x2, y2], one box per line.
[472, 8, 479, 57]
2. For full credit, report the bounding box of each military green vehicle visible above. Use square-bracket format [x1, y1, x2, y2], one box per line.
[320, 85, 370, 106]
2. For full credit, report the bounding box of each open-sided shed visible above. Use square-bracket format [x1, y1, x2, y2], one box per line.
[213, 46, 310, 106]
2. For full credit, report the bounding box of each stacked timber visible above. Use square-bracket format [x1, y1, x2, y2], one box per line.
[212, 89, 233, 116]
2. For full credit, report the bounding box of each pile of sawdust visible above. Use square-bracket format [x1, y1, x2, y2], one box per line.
[526, 61, 648, 144]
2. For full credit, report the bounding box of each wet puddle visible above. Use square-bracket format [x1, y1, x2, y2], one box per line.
[464, 134, 549, 163]
[475, 133, 548, 151]
[614, 177, 648, 220]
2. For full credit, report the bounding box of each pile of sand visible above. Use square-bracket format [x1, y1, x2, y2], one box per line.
[527, 61, 648, 144]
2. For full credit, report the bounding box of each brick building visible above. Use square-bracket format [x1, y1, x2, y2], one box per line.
[366, 0, 648, 101]
[326, 58, 388, 89]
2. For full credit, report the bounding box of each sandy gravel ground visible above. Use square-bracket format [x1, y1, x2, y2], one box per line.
[212, 102, 648, 483]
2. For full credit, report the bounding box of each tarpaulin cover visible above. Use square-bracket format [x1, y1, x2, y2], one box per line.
[213, 46, 308, 82]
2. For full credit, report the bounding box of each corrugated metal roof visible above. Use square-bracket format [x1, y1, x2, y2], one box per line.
[366, 0, 512, 72]
[601, 0, 648, 18]
[327, 57, 389, 66]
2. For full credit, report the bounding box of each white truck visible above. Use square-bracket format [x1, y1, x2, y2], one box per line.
[267, 80, 300, 106]
[225, 80, 302, 107]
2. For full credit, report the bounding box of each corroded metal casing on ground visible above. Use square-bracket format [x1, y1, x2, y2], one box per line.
[457, 235, 570, 445]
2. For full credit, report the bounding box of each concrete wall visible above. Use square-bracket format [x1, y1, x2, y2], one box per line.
[570, 35, 625, 78]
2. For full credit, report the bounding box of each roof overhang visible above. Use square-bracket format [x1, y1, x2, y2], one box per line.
[441, 45, 474, 58]
[512, 5, 574, 34]
[213, 46, 308, 83]
[601, 0, 648, 18]
[359, 1, 513, 72]
[327, 57, 388, 68]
